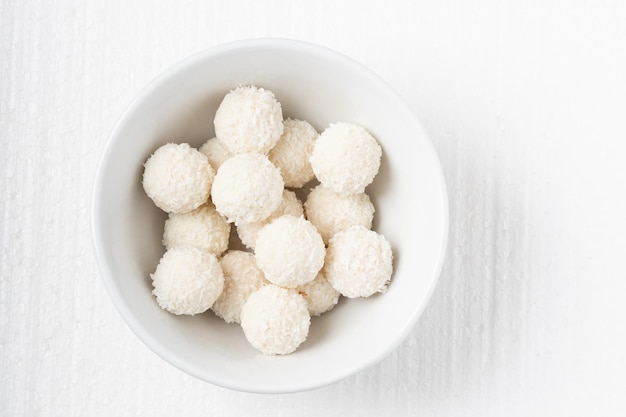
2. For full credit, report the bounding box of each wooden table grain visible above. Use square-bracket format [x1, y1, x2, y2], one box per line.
[1, 1, 625, 415]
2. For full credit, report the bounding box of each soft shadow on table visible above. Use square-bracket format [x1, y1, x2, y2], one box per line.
[263, 107, 547, 413]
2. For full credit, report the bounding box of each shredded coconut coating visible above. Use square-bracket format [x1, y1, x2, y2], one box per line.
[199, 137, 233, 172]
[324, 226, 393, 298]
[151, 247, 224, 315]
[162, 203, 230, 255]
[211, 153, 284, 225]
[237, 190, 304, 250]
[304, 185, 375, 244]
[240, 284, 310, 355]
[142, 143, 214, 213]
[296, 271, 340, 316]
[268, 118, 318, 188]
[255, 215, 325, 288]
[214, 85, 284, 155]
[211, 250, 267, 324]
[310, 122, 382, 195]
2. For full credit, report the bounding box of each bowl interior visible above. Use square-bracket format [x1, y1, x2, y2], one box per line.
[92, 39, 447, 393]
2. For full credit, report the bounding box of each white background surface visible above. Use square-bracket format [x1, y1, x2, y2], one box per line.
[1, 1, 625, 415]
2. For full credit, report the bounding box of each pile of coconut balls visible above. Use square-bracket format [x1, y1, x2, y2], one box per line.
[142, 85, 393, 355]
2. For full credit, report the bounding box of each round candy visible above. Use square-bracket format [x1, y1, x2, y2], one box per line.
[304, 185, 375, 244]
[212, 250, 267, 324]
[151, 247, 224, 315]
[237, 189, 303, 250]
[296, 271, 340, 316]
[324, 226, 393, 298]
[162, 203, 230, 255]
[199, 137, 232, 172]
[214, 85, 283, 155]
[211, 153, 284, 225]
[310, 122, 381, 195]
[268, 118, 318, 188]
[142, 143, 214, 213]
[255, 215, 325, 288]
[240, 284, 310, 355]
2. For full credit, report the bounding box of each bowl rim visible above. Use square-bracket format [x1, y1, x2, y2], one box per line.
[91, 37, 449, 393]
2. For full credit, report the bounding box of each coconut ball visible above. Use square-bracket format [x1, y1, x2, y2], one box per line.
[268, 118, 318, 188]
[211, 250, 267, 324]
[324, 226, 393, 298]
[162, 203, 230, 255]
[237, 190, 304, 250]
[142, 143, 214, 213]
[296, 271, 340, 316]
[255, 215, 325, 288]
[310, 122, 382, 195]
[304, 185, 375, 244]
[214, 85, 283, 155]
[199, 137, 232, 172]
[151, 247, 224, 315]
[240, 284, 310, 355]
[211, 153, 284, 225]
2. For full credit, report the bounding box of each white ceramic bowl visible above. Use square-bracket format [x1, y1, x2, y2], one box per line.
[92, 39, 448, 393]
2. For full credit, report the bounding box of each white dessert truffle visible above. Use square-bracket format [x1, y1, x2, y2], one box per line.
[324, 226, 393, 298]
[212, 250, 267, 324]
[143, 87, 395, 355]
[255, 215, 325, 288]
[211, 153, 284, 225]
[268, 119, 318, 188]
[304, 185, 375, 244]
[199, 137, 232, 172]
[240, 284, 310, 355]
[142, 143, 214, 213]
[310, 122, 382, 195]
[151, 247, 224, 315]
[296, 271, 340, 316]
[214, 85, 284, 155]
[237, 190, 304, 250]
[162, 203, 230, 255]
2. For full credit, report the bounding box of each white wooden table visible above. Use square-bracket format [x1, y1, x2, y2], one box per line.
[2, 1, 625, 415]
